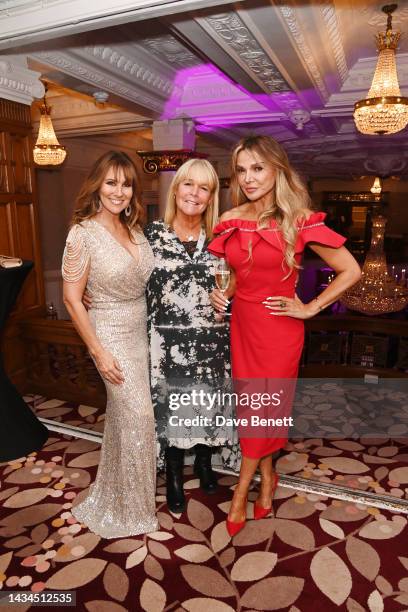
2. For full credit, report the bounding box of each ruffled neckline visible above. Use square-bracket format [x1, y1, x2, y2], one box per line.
[212, 211, 327, 235]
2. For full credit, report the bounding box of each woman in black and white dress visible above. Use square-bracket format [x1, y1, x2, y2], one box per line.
[145, 159, 239, 513]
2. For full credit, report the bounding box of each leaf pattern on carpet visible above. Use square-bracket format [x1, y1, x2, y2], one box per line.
[1, 426, 408, 610]
[25, 392, 408, 498]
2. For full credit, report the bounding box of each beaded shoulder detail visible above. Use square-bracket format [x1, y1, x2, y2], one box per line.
[61, 224, 90, 283]
[212, 211, 327, 236]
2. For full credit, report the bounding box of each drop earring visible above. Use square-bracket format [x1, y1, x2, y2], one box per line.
[96, 199, 102, 212]
[125, 205, 131, 217]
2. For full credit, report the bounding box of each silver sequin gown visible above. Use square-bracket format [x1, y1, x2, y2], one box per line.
[62, 219, 158, 538]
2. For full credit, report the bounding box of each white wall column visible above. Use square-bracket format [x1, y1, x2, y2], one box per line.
[152, 119, 196, 217]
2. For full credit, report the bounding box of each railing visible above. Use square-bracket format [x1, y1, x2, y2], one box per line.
[301, 316, 408, 378]
[20, 318, 106, 408]
[18, 315, 408, 407]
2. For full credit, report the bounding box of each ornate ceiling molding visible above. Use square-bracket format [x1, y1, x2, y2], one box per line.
[1, 1, 404, 180]
[363, 155, 407, 178]
[31, 50, 165, 112]
[198, 12, 290, 93]
[342, 53, 408, 92]
[0, 58, 44, 105]
[184, 80, 245, 102]
[278, 5, 329, 101]
[364, 5, 408, 29]
[320, 4, 348, 83]
[195, 112, 286, 125]
[31, 96, 152, 136]
[142, 35, 200, 68]
[284, 130, 408, 178]
[272, 92, 309, 117]
[0, 0, 238, 50]
[231, 8, 317, 119]
[85, 45, 178, 97]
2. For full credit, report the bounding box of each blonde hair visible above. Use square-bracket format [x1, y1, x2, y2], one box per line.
[72, 150, 145, 238]
[164, 158, 219, 238]
[230, 136, 311, 274]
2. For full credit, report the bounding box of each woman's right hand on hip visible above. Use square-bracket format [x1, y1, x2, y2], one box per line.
[94, 349, 124, 385]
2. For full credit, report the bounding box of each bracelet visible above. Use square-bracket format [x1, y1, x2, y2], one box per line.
[314, 298, 324, 312]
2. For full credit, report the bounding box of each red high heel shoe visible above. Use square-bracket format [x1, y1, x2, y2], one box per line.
[226, 498, 247, 537]
[254, 472, 280, 520]
[226, 515, 246, 537]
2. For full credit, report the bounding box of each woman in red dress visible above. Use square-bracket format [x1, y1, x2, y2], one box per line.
[208, 136, 361, 536]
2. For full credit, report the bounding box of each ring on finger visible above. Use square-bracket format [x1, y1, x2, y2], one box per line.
[280, 301, 286, 309]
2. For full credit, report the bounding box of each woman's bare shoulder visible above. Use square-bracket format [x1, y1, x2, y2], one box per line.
[219, 204, 250, 222]
[219, 209, 235, 222]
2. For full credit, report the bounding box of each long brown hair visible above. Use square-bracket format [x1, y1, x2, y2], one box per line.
[72, 150, 145, 237]
[230, 136, 311, 273]
[164, 158, 219, 238]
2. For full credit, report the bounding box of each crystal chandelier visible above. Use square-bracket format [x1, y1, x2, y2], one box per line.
[341, 215, 408, 315]
[354, 4, 408, 136]
[33, 91, 66, 166]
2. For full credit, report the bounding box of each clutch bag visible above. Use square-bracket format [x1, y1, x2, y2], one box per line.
[0, 255, 23, 268]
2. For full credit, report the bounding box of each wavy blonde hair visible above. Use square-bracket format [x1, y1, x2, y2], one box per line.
[230, 136, 311, 274]
[72, 150, 145, 239]
[164, 158, 219, 238]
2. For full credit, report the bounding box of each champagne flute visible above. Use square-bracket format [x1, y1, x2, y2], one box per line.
[214, 258, 231, 318]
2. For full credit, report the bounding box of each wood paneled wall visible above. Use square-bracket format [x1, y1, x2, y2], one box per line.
[0, 98, 46, 388]
[21, 319, 106, 409]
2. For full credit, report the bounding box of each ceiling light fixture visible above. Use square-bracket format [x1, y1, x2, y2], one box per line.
[354, 3, 408, 136]
[92, 91, 109, 105]
[341, 215, 408, 315]
[33, 85, 66, 166]
[370, 176, 382, 194]
[288, 109, 310, 131]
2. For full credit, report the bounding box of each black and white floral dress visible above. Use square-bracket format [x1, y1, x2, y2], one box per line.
[145, 220, 240, 472]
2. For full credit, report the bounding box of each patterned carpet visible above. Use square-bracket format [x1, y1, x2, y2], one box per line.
[25, 395, 105, 433]
[1, 432, 408, 611]
[26, 393, 408, 500]
[278, 438, 408, 502]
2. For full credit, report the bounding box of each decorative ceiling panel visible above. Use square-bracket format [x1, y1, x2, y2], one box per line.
[32, 50, 166, 112]
[277, 4, 329, 101]
[198, 11, 291, 93]
[141, 35, 200, 68]
[1, 0, 407, 178]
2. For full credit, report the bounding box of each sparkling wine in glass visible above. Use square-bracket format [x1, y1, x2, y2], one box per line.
[214, 258, 231, 317]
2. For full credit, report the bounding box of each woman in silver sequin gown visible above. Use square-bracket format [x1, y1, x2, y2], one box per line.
[62, 151, 158, 538]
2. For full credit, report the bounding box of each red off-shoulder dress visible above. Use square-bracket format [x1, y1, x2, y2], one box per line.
[207, 212, 346, 459]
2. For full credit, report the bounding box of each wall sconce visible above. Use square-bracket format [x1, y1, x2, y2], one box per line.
[92, 91, 109, 106]
[370, 176, 382, 194]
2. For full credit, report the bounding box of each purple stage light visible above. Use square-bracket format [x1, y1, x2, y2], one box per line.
[161, 63, 276, 125]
